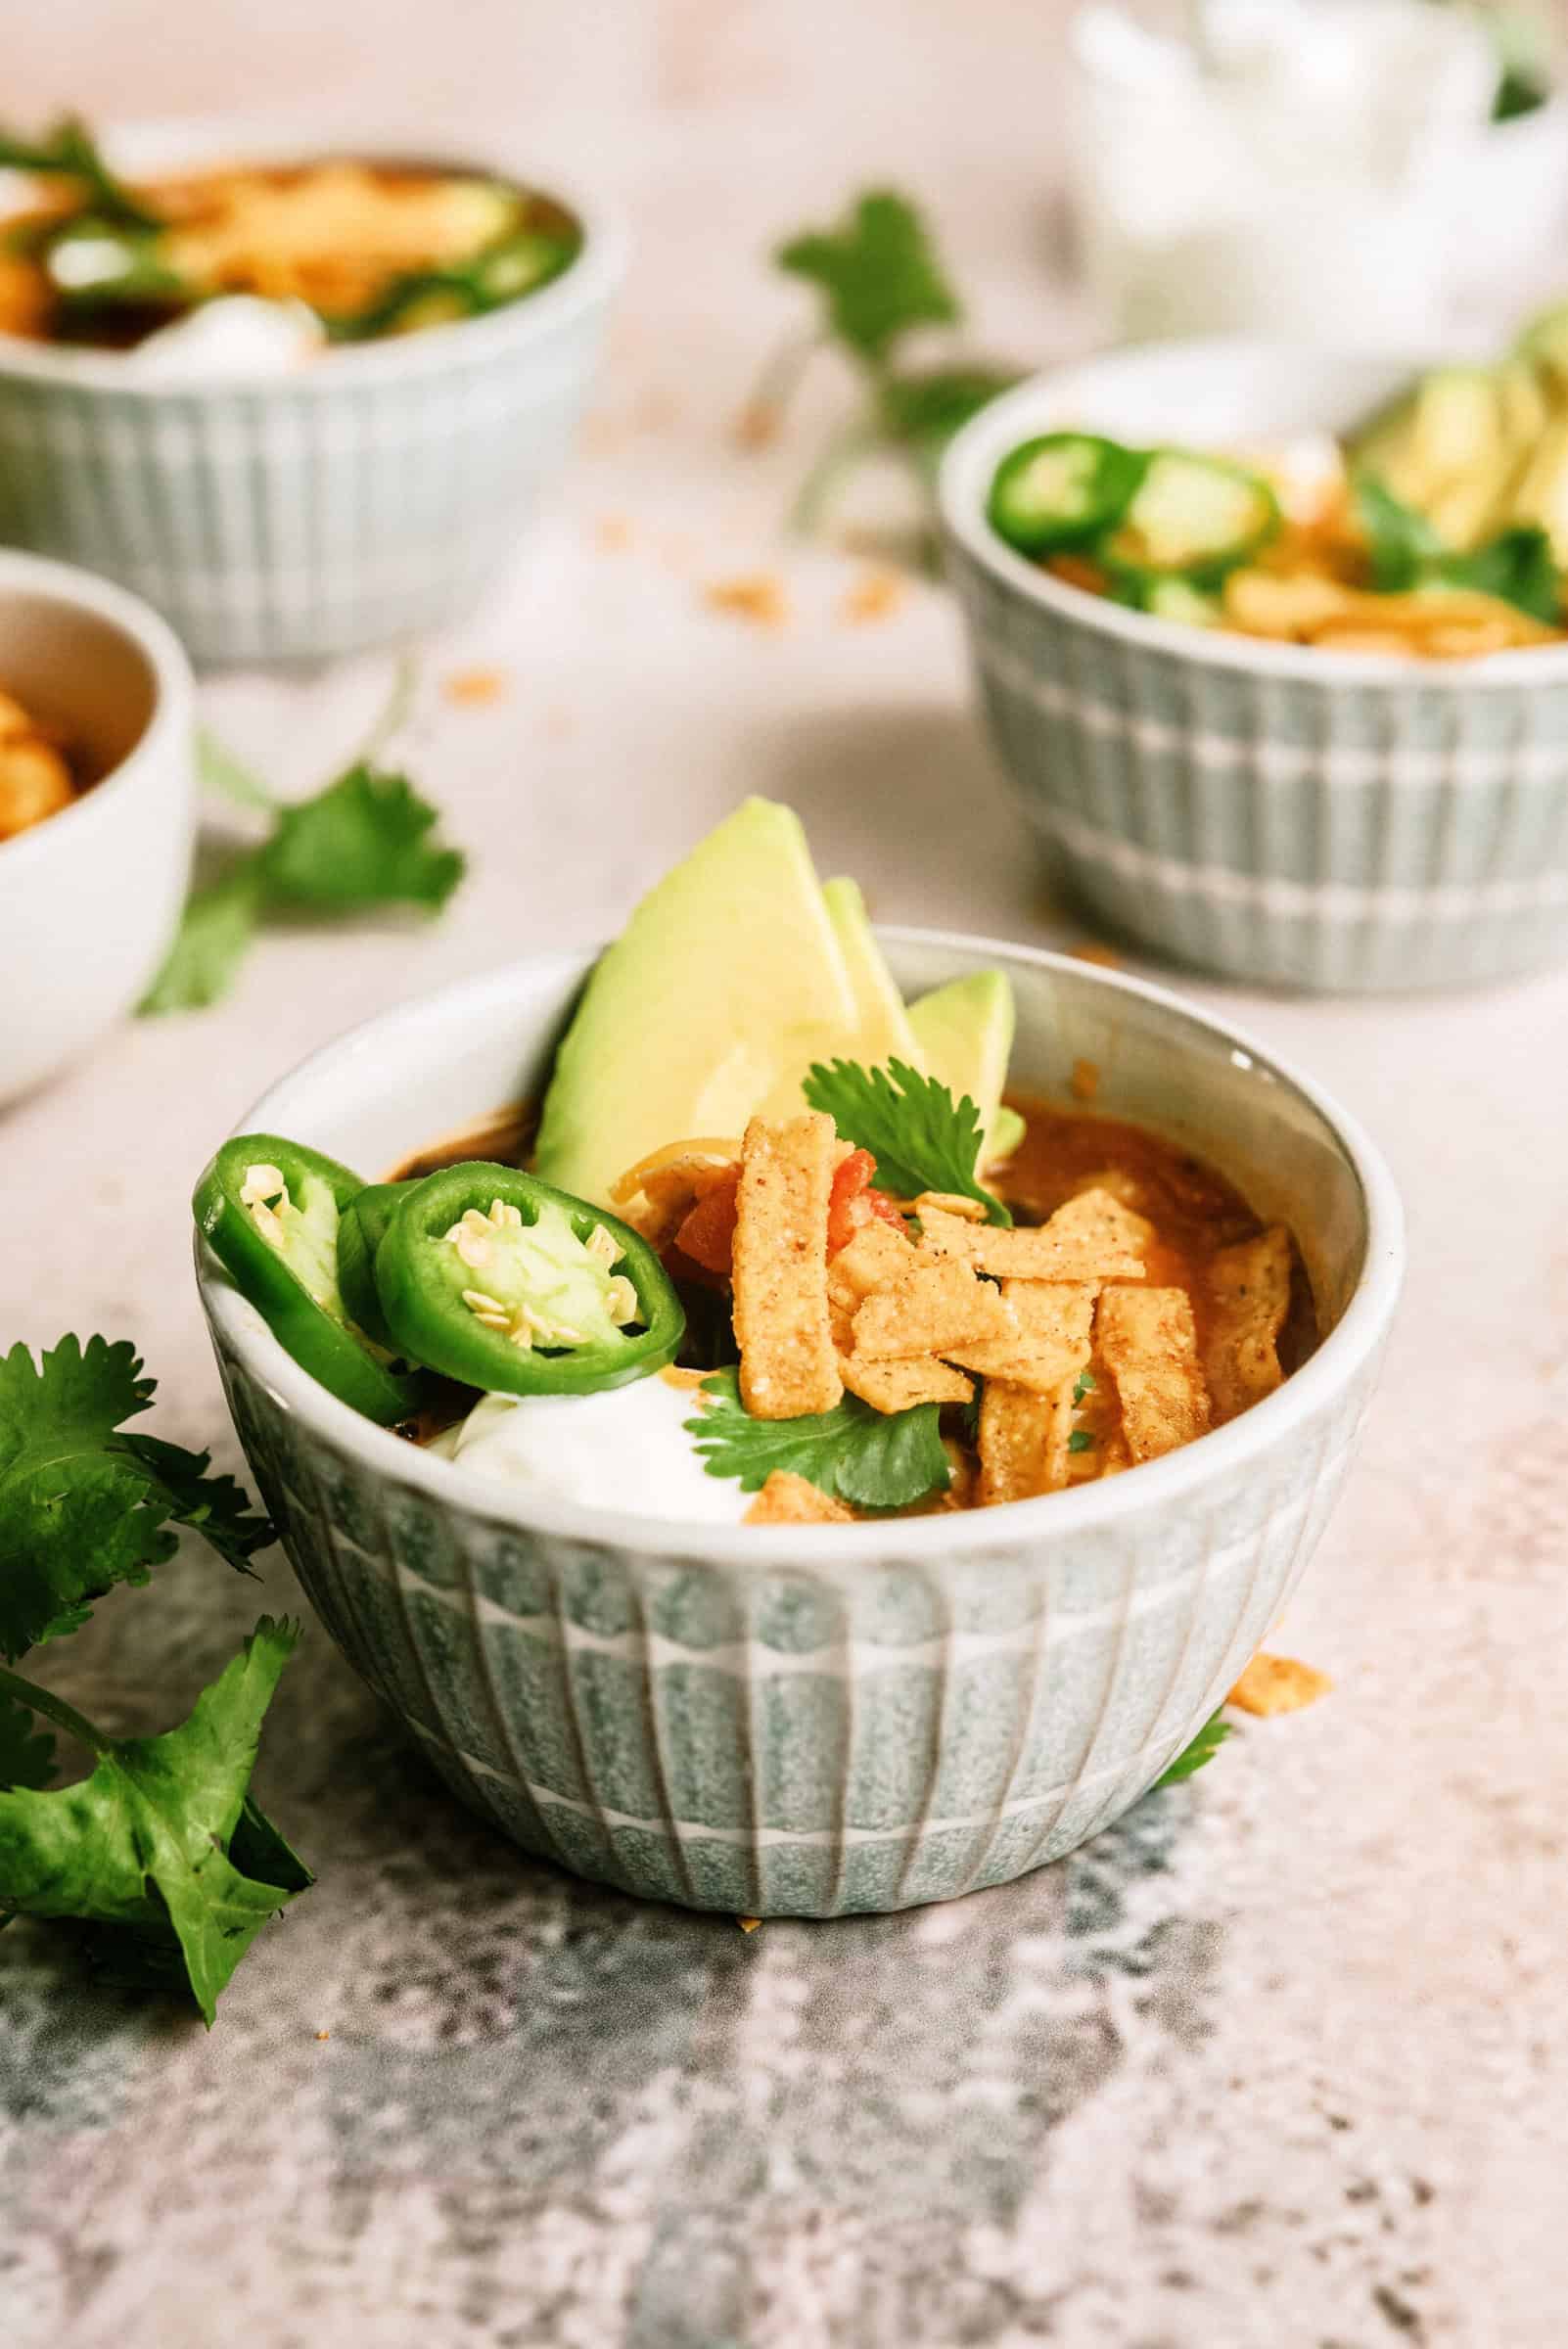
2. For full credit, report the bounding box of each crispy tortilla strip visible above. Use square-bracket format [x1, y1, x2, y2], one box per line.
[1205, 1227, 1294, 1423]
[1227, 1650, 1332, 1717]
[852, 1257, 1012, 1360]
[826, 1219, 915, 1353]
[978, 1378, 1076, 1504]
[1096, 1286, 1211, 1462]
[733, 1112, 842, 1420]
[745, 1470, 856, 1526]
[910, 1191, 989, 1222]
[919, 1187, 1149, 1281]
[617, 1146, 741, 1245]
[839, 1353, 973, 1412]
[945, 1278, 1098, 1393]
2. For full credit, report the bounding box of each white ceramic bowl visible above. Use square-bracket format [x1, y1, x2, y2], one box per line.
[196, 933, 1404, 1916]
[0, 549, 193, 1104]
[0, 125, 625, 666]
[942, 341, 1568, 992]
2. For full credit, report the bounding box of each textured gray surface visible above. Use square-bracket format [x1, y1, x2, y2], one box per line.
[4, 4, 1567, 2341]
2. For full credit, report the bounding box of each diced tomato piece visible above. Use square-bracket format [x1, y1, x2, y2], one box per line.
[826, 1148, 904, 1255]
[674, 1173, 740, 1277]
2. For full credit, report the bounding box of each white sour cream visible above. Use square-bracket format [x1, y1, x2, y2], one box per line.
[430, 1374, 753, 1526]
[127, 296, 325, 381]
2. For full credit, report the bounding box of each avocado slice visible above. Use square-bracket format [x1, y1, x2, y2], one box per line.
[535, 800, 873, 1207]
[1516, 301, 1568, 393]
[818, 876, 922, 1089]
[906, 971, 1017, 1172]
[1350, 368, 1507, 540]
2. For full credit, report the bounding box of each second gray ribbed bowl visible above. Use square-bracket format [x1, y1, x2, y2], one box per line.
[941, 342, 1568, 993]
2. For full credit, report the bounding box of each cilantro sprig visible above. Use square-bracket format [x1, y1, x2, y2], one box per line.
[0, 1339, 306, 2023]
[1154, 1710, 1233, 1789]
[746, 188, 1020, 542]
[685, 1368, 949, 1511]
[0, 116, 159, 231]
[0, 1336, 272, 1663]
[804, 1057, 1011, 1225]
[140, 676, 465, 1015]
[1355, 475, 1561, 623]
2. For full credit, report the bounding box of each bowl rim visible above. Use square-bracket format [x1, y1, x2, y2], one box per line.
[199, 926, 1406, 1567]
[939, 338, 1568, 690]
[0, 117, 626, 397]
[0, 547, 192, 874]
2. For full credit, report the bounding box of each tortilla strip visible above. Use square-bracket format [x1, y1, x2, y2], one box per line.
[978, 1378, 1076, 1505]
[945, 1278, 1098, 1393]
[1096, 1287, 1211, 1461]
[733, 1112, 842, 1420]
[745, 1470, 855, 1526]
[918, 1187, 1149, 1281]
[1205, 1227, 1293, 1423]
[852, 1256, 1012, 1360]
[622, 1149, 741, 1246]
[829, 1220, 916, 1304]
[840, 1354, 973, 1412]
[1227, 1650, 1332, 1717]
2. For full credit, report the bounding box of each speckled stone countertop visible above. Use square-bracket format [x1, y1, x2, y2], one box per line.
[4, 6, 1568, 2343]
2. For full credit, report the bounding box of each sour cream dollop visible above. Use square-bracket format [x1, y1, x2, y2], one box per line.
[429, 1374, 753, 1526]
[126, 296, 325, 382]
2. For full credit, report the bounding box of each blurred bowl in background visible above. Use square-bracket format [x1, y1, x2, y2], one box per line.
[0, 549, 193, 1103]
[0, 123, 625, 668]
[940, 340, 1568, 994]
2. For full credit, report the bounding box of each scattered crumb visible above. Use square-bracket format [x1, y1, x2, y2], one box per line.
[734, 399, 782, 450]
[1228, 1651, 1333, 1718]
[443, 667, 508, 708]
[1070, 1057, 1101, 1104]
[838, 569, 906, 626]
[315, 2029, 331, 2042]
[737, 1915, 762, 1933]
[704, 574, 791, 630]
[595, 516, 632, 552]
[1070, 942, 1124, 969]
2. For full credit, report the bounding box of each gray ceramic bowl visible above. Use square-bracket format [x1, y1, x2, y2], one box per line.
[197, 935, 1404, 1915]
[0, 124, 623, 667]
[941, 342, 1568, 992]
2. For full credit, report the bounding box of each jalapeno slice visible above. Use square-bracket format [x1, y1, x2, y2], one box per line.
[1100, 450, 1280, 584]
[988, 433, 1147, 557]
[374, 1162, 685, 1397]
[336, 1181, 416, 1353]
[193, 1135, 423, 1425]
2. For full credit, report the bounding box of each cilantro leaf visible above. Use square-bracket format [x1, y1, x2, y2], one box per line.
[803, 1057, 1011, 1225]
[259, 763, 465, 912]
[138, 858, 265, 1015]
[0, 1618, 308, 2025]
[0, 116, 159, 230]
[0, 1691, 56, 1792]
[1154, 1710, 1233, 1789]
[1356, 477, 1561, 623]
[685, 1368, 949, 1510]
[778, 190, 960, 366]
[1440, 525, 1561, 624]
[196, 726, 277, 812]
[1355, 475, 1445, 591]
[0, 1336, 273, 1663]
[878, 362, 1020, 463]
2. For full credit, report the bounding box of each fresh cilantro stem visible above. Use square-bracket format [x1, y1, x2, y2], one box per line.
[790, 415, 885, 535]
[0, 1666, 104, 1758]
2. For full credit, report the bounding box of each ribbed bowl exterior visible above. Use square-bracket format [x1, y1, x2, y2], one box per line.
[947, 541, 1568, 992]
[0, 294, 611, 666]
[206, 1300, 1382, 1915]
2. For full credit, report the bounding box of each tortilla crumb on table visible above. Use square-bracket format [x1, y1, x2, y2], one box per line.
[733, 398, 782, 449]
[838, 569, 906, 625]
[703, 574, 792, 628]
[737, 1915, 763, 1932]
[442, 667, 509, 706]
[1228, 1651, 1333, 1717]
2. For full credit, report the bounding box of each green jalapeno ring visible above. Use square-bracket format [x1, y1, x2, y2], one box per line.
[374, 1161, 685, 1399]
[336, 1180, 417, 1354]
[193, 1133, 424, 1427]
[987, 432, 1148, 558]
